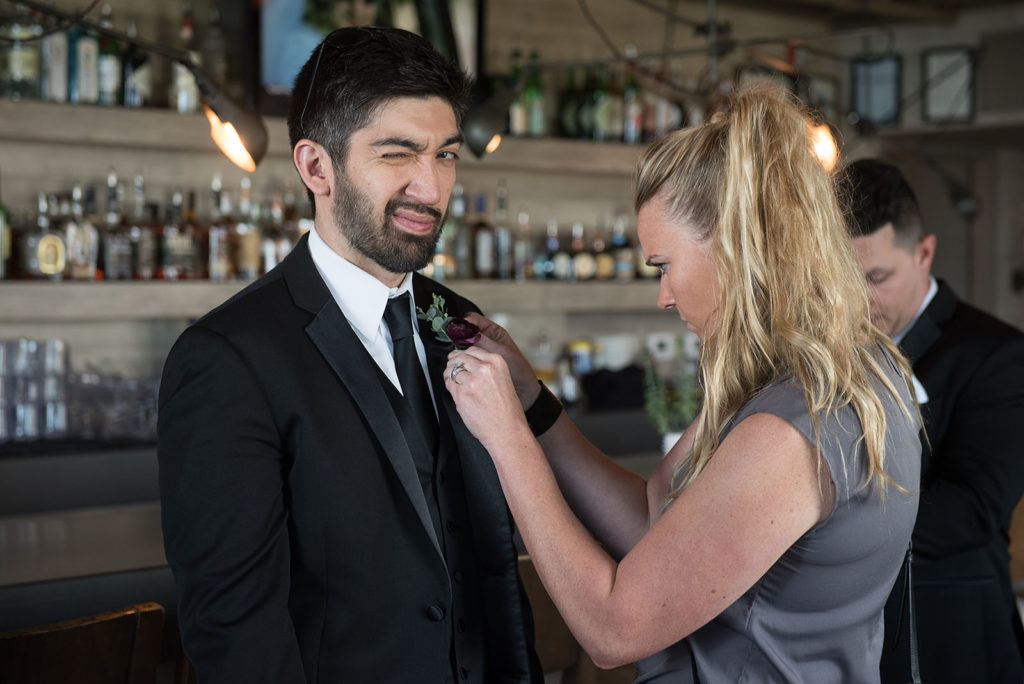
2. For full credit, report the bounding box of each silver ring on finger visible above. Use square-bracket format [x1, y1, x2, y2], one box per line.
[451, 362, 468, 383]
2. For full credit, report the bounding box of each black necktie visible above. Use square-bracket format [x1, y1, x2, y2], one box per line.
[383, 292, 438, 452]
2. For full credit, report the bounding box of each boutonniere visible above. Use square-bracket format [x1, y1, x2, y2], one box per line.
[416, 293, 481, 348]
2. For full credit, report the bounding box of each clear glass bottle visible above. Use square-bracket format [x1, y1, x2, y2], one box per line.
[232, 176, 261, 280]
[100, 167, 133, 279]
[96, 3, 122, 105]
[63, 182, 99, 280]
[493, 180, 513, 280]
[470, 191, 494, 279]
[506, 48, 527, 137]
[128, 171, 157, 279]
[570, 221, 596, 281]
[17, 193, 66, 280]
[39, 14, 68, 103]
[449, 184, 471, 280]
[513, 206, 533, 282]
[207, 174, 231, 280]
[67, 19, 99, 104]
[0, 4, 43, 101]
[121, 20, 150, 107]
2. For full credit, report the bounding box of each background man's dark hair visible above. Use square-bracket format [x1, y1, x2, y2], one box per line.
[839, 159, 924, 246]
[287, 25, 474, 202]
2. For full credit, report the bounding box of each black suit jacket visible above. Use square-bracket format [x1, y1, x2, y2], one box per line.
[158, 234, 542, 684]
[880, 281, 1024, 684]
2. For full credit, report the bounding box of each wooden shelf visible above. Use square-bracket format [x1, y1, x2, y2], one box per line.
[0, 100, 643, 175]
[0, 279, 661, 322]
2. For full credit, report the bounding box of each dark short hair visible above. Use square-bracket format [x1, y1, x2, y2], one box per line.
[287, 25, 473, 170]
[838, 158, 923, 244]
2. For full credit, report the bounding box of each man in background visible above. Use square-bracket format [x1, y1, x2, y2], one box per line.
[842, 158, 1024, 684]
[158, 26, 542, 683]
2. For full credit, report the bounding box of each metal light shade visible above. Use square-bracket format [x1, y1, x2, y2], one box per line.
[194, 69, 269, 173]
[462, 80, 523, 158]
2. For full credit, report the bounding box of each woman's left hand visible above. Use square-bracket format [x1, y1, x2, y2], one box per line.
[444, 347, 531, 451]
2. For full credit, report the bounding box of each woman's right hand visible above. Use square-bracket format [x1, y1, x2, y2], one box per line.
[462, 312, 542, 410]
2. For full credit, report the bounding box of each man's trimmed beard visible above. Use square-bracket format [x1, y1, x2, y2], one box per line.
[331, 167, 445, 274]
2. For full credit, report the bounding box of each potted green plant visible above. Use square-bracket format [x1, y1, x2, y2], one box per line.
[642, 336, 701, 454]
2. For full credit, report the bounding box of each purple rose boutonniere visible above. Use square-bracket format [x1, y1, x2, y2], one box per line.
[416, 293, 481, 348]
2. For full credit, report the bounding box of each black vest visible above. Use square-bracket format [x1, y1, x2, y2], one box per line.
[377, 367, 488, 684]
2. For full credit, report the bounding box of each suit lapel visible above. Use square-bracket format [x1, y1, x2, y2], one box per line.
[288, 241, 443, 560]
[900, 283, 957, 364]
[412, 276, 517, 559]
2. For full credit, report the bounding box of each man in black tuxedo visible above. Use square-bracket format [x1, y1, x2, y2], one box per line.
[842, 159, 1024, 683]
[158, 27, 543, 684]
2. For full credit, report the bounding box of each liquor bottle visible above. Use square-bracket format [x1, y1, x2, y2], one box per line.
[170, 4, 200, 114]
[158, 189, 198, 280]
[449, 184, 471, 279]
[524, 51, 547, 137]
[281, 179, 301, 243]
[575, 66, 598, 140]
[592, 66, 623, 142]
[507, 48, 527, 137]
[622, 45, 644, 145]
[96, 4, 122, 105]
[592, 225, 615, 280]
[427, 213, 454, 281]
[232, 177, 261, 280]
[610, 212, 636, 282]
[16, 193, 65, 280]
[533, 219, 558, 280]
[587, 66, 612, 141]
[40, 16, 68, 103]
[0, 4, 42, 100]
[67, 18, 99, 104]
[121, 21, 151, 108]
[493, 180, 513, 280]
[552, 222, 573, 281]
[513, 206, 533, 281]
[63, 182, 98, 280]
[556, 67, 580, 139]
[207, 174, 231, 280]
[470, 191, 494, 279]
[570, 221, 596, 281]
[100, 168, 132, 279]
[128, 171, 157, 279]
[263, 195, 293, 273]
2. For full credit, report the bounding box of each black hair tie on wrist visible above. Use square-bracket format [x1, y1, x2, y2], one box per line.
[524, 380, 563, 437]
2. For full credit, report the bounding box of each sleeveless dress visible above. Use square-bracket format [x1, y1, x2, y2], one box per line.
[634, 350, 921, 683]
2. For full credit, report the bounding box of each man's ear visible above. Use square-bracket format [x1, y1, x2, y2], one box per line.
[293, 140, 334, 199]
[916, 233, 937, 274]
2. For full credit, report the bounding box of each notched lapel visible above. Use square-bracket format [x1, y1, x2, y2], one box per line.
[305, 301, 443, 559]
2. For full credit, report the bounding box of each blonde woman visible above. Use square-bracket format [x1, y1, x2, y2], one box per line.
[444, 84, 921, 683]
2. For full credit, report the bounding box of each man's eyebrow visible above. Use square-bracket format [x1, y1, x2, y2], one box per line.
[372, 137, 424, 152]
[372, 133, 464, 151]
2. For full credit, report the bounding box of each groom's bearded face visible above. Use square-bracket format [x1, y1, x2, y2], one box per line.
[331, 167, 447, 274]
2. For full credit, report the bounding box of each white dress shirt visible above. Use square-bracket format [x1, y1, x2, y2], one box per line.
[893, 275, 938, 405]
[307, 226, 438, 412]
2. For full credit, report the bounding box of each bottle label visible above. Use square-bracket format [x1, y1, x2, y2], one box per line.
[75, 39, 100, 103]
[42, 34, 68, 102]
[37, 234, 67, 276]
[98, 55, 122, 104]
[475, 231, 495, 276]
[9, 46, 40, 81]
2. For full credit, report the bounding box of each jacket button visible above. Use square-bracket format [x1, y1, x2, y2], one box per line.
[426, 604, 445, 622]
[446, 519, 457, 533]
[459, 666, 469, 680]
[457, 619, 466, 634]
[453, 569, 464, 583]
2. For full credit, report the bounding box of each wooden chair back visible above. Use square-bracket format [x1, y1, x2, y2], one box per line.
[0, 602, 164, 684]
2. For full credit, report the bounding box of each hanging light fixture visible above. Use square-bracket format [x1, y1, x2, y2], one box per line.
[12, 0, 269, 172]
